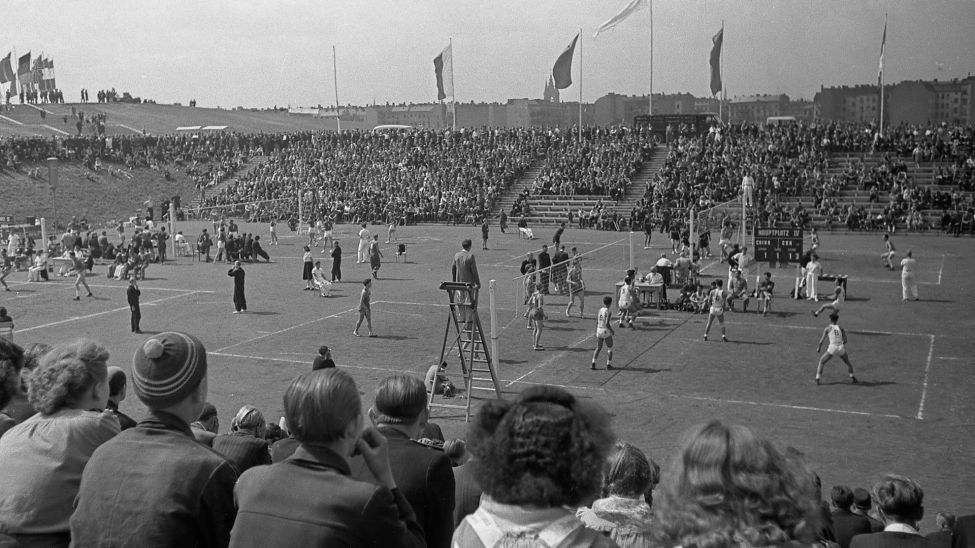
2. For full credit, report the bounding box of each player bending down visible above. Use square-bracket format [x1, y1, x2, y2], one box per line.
[813, 278, 844, 317]
[815, 312, 858, 385]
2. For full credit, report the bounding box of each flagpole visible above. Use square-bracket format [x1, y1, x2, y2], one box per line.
[720, 20, 726, 123]
[578, 29, 583, 141]
[450, 37, 456, 130]
[648, 0, 653, 118]
[332, 45, 341, 132]
[879, 13, 887, 138]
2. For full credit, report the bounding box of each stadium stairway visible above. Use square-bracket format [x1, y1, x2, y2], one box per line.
[492, 159, 545, 217]
[186, 154, 269, 214]
[615, 144, 665, 214]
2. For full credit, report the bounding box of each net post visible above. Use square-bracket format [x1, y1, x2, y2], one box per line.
[794, 263, 801, 300]
[628, 231, 635, 270]
[489, 280, 499, 374]
[689, 207, 696, 258]
[40, 218, 47, 250]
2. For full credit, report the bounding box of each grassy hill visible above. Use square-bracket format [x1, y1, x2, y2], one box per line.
[1, 102, 335, 137]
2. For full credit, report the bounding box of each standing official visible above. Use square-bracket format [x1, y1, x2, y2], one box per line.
[331, 240, 343, 282]
[229, 261, 247, 314]
[127, 277, 142, 333]
[451, 240, 481, 323]
[900, 250, 919, 301]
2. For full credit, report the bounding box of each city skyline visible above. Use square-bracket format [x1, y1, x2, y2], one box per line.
[4, 0, 974, 108]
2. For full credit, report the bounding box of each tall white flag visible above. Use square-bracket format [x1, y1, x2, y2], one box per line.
[434, 44, 453, 101]
[594, 0, 647, 37]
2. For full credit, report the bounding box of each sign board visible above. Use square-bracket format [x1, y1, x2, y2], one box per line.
[754, 227, 803, 265]
[0, 216, 12, 224]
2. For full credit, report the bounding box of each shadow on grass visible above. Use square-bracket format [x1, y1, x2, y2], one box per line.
[245, 311, 280, 316]
[373, 334, 415, 341]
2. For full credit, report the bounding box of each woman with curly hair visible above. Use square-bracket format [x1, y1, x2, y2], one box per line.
[652, 421, 822, 548]
[577, 442, 657, 547]
[0, 338, 120, 546]
[453, 385, 617, 547]
[0, 338, 25, 436]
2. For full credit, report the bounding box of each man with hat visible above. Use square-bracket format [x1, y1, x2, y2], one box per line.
[350, 374, 455, 548]
[830, 485, 872, 548]
[851, 487, 884, 533]
[70, 332, 237, 546]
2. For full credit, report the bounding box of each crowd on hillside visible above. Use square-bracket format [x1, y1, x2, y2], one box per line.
[201, 129, 543, 225]
[1, 335, 973, 548]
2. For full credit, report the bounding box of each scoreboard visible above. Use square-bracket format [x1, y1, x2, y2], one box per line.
[754, 227, 803, 265]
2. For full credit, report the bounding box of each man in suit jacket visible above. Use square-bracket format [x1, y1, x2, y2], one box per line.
[452, 457, 481, 528]
[350, 375, 455, 548]
[954, 515, 975, 548]
[830, 485, 872, 548]
[850, 474, 929, 548]
[853, 487, 886, 532]
[451, 239, 480, 323]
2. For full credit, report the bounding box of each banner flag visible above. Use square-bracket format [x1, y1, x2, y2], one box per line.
[878, 19, 886, 85]
[709, 28, 723, 96]
[594, 0, 647, 37]
[552, 33, 579, 90]
[0, 53, 13, 83]
[17, 52, 30, 76]
[433, 43, 453, 101]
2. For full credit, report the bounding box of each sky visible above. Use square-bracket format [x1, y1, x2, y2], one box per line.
[5, 0, 975, 108]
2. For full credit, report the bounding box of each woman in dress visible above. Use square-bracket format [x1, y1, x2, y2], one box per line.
[577, 442, 657, 548]
[369, 235, 383, 279]
[453, 385, 616, 548]
[0, 339, 120, 546]
[353, 279, 376, 337]
[301, 246, 314, 291]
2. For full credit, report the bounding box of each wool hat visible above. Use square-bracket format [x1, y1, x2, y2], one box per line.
[132, 332, 207, 409]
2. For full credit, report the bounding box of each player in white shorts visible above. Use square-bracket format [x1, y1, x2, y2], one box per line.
[815, 312, 858, 385]
[703, 280, 728, 342]
[881, 233, 896, 271]
[813, 278, 845, 317]
[591, 296, 616, 370]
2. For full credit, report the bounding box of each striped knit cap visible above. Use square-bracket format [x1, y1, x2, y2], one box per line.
[132, 332, 207, 408]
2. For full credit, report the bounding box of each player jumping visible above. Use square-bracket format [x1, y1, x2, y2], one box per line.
[813, 278, 845, 317]
[815, 312, 858, 385]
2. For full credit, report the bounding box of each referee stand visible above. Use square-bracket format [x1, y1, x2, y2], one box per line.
[429, 281, 503, 421]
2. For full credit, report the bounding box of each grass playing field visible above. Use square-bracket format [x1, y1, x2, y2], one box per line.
[3, 222, 973, 527]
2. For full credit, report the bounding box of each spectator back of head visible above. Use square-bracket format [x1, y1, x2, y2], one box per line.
[372, 374, 427, 424]
[284, 369, 360, 444]
[131, 332, 207, 409]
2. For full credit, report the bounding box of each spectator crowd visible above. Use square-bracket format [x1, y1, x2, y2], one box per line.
[1, 334, 973, 547]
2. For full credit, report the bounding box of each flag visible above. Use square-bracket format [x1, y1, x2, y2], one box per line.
[878, 18, 886, 85]
[594, 0, 647, 37]
[709, 28, 723, 96]
[0, 53, 13, 83]
[552, 34, 579, 90]
[433, 43, 453, 101]
[17, 52, 30, 76]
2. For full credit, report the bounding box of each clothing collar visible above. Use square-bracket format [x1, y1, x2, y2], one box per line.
[138, 409, 193, 437]
[884, 522, 921, 535]
[478, 495, 574, 528]
[106, 400, 120, 412]
[289, 443, 351, 475]
[376, 424, 411, 440]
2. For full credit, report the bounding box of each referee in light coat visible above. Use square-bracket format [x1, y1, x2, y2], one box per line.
[451, 239, 481, 323]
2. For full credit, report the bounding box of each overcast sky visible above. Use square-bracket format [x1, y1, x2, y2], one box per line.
[5, 0, 974, 108]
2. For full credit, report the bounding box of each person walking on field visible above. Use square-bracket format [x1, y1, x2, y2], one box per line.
[369, 235, 383, 279]
[901, 250, 919, 301]
[353, 279, 376, 337]
[0, 249, 11, 291]
[69, 251, 93, 301]
[815, 312, 858, 385]
[269, 220, 278, 245]
[330, 240, 342, 282]
[480, 219, 489, 250]
[565, 258, 585, 318]
[127, 277, 142, 333]
[591, 296, 615, 370]
[881, 233, 896, 271]
[229, 260, 247, 313]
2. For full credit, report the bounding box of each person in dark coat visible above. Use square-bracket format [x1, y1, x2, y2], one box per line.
[213, 405, 271, 476]
[452, 458, 481, 528]
[350, 375, 455, 548]
[331, 240, 342, 282]
[850, 475, 929, 548]
[537, 244, 552, 294]
[312, 346, 335, 370]
[228, 261, 247, 313]
[953, 514, 975, 548]
[127, 277, 142, 333]
[229, 369, 425, 548]
[252, 236, 271, 262]
[106, 366, 138, 431]
[71, 333, 238, 547]
[830, 485, 872, 548]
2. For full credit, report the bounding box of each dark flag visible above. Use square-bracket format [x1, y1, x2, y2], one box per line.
[552, 33, 579, 90]
[709, 28, 723, 96]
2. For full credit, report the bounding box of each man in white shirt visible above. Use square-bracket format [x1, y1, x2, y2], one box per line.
[900, 250, 918, 301]
[741, 172, 755, 208]
[591, 296, 616, 370]
[733, 246, 754, 285]
[357, 223, 371, 263]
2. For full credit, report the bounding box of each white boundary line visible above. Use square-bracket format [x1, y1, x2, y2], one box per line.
[674, 394, 906, 419]
[504, 332, 594, 388]
[730, 321, 935, 339]
[916, 334, 936, 420]
[16, 291, 203, 333]
[937, 254, 945, 285]
[213, 307, 359, 352]
[4, 280, 214, 293]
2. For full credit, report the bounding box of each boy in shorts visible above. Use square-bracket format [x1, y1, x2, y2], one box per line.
[758, 272, 775, 316]
[815, 312, 858, 385]
[592, 296, 616, 370]
[703, 280, 728, 342]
